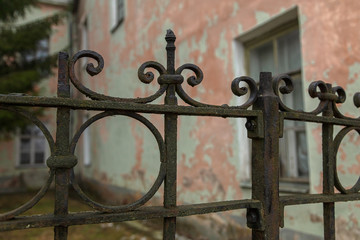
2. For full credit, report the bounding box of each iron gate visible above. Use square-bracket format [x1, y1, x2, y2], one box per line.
[1, 30, 360, 240]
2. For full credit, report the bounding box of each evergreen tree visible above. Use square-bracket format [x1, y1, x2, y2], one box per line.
[0, 0, 65, 134]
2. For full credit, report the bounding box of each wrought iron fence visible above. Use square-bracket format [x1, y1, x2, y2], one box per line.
[1, 29, 360, 239]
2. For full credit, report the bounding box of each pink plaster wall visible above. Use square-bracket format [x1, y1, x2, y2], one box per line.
[74, 0, 360, 237]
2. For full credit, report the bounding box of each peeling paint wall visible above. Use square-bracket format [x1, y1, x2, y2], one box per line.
[75, 0, 360, 238]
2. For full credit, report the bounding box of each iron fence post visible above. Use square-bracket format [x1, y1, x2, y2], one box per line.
[53, 52, 71, 240]
[250, 72, 280, 240]
[323, 84, 335, 240]
[163, 30, 178, 240]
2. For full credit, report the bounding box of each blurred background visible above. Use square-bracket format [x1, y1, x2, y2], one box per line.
[1, 0, 360, 239]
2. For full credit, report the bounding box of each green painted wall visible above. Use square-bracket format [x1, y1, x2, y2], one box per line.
[72, 1, 360, 238]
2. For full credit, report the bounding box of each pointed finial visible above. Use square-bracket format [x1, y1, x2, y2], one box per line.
[165, 29, 176, 42]
[165, 29, 176, 73]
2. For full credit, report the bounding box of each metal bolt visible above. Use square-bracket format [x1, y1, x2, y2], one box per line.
[247, 209, 258, 223]
[245, 119, 257, 131]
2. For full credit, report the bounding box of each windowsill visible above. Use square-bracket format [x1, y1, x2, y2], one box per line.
[240, 179, 309, 194]
[16, 164, 47, 169]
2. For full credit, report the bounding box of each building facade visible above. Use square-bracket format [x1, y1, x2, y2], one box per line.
[1, 0, 360, 239]
[70, 1, 360, 239]
[0, 0, 70, 191]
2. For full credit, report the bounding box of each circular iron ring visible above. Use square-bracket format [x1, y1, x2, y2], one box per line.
[334, 126, 360, 194]
[70, 111, 166, 212]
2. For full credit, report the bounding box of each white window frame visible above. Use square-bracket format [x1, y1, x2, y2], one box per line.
[17, 125, 49, 167]
[110, 0, 125, 32]
[232, 40, 251, 181]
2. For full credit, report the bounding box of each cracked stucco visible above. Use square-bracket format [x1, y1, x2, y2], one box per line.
[1, 0, 359, 238]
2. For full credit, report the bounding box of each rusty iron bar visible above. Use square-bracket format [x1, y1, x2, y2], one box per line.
[2, 30, 360, 239]
[53, 52, 71, 240]
[0, 95, 263, 118]
[163, 29, 178, 240]
[249, 72, 280, 239]
[279, 193, 360, 228]
[3, 192, 360, 232]
[322, 84, 335, 240]
[0, 199, 261, 231]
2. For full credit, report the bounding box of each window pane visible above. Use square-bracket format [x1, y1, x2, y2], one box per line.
[35, 152, 45, 164]
[116, 0, 124, 22]
[20, 137, 31, 165]
[296, 130, 308, 177]
[34, 137, 45, 151]
[34, 137, 45, 164]
[21, 138, 31, 152]
[21, 127, 32, 135]
[282, 74, 304, 112]
[24, 39, 49, 62]
[20, 153, 30, 165]
[20, 126, 47, 166]
[249, 41, 274, 79]
[277, 29, 301, 73]
[292, 75, 304, 111]
[247, 27, 308, 180]
[32, 127, 43, 136]
[36, 39, 49, 59]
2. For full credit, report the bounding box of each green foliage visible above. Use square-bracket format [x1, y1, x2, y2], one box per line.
[0, 0, 37, 22]
[0, 0, 65, 134]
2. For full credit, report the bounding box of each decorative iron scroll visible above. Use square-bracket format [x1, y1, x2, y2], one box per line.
[68, 30, 259, 109]
[1, 29, 360, 240]
[273, 74, 359, 117]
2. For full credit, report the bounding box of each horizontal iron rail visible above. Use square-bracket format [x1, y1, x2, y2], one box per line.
[2, 96, 360, 127]
[0, 199, 261, 231]
[280, 192, 360, 206]
[0, 95, 261, 118]
[279, 193, 360, 228]
[282, 112, 360, 127]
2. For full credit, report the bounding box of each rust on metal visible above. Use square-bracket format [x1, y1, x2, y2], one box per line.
[1, 30, 360, 239]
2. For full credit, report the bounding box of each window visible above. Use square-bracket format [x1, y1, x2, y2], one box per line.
[245, 23, 308, 181]
[24, 38, 49, 62]
[110, 0, 125, 32]
[18, 126, 47, 166]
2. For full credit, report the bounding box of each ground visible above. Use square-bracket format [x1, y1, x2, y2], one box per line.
[0, 190, 251, 239]
[0, 191, 164, 240]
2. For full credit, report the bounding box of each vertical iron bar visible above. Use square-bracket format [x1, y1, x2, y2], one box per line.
[163, 30, 178, 240]
[54, 52, 71, 240]
[323, 84, 335, 240]
[250, 72, 280, 240]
